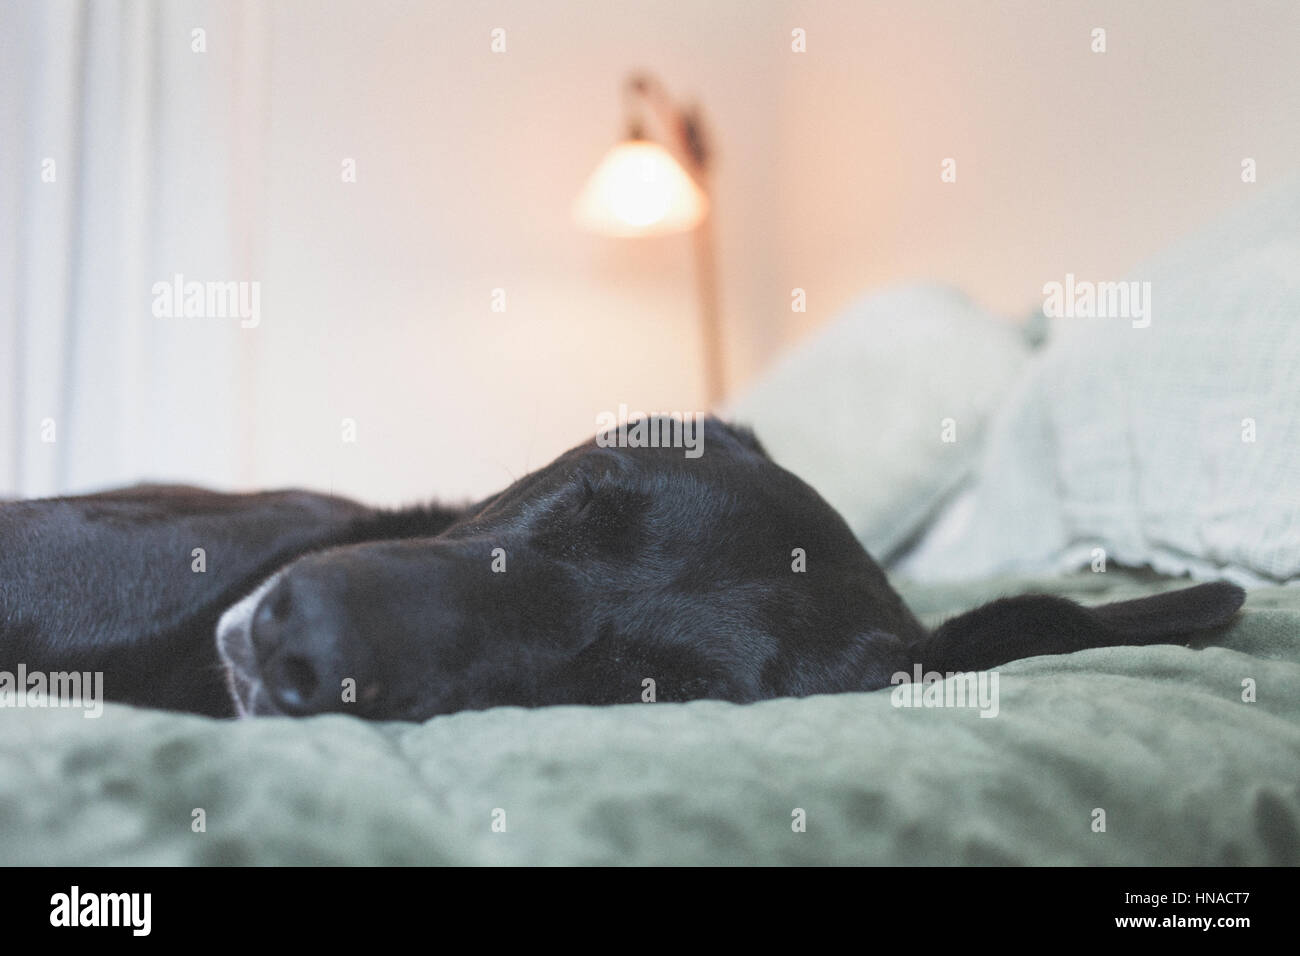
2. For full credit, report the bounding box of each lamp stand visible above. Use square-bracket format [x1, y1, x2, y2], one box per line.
[693, 196, 725, 408]
[625, 73, 725, 406]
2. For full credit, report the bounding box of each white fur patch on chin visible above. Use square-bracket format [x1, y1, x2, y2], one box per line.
[216, 574, 281, 718]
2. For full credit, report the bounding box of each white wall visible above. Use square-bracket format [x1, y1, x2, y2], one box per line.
[4, 0, 1299, 504]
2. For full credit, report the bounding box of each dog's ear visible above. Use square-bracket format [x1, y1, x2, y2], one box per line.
[917, 582, 1245, 672]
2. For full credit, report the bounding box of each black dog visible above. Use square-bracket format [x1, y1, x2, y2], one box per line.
[0, 418, 1244, 720]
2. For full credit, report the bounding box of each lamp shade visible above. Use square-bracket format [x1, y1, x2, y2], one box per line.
[573, 139, 708, 237]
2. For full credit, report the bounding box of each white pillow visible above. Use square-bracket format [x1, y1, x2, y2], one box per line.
[727, 283, 1028, 560]
[901, 177, 1300, 584]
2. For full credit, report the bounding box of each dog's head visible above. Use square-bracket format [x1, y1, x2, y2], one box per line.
[216, 417, 922, 719]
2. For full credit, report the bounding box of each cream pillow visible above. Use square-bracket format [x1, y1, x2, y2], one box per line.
[728, 283, 1028, 561]
[902, 178, 1300, 584]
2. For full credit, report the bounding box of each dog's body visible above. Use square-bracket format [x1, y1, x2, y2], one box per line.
[0, 418, 1244, 720]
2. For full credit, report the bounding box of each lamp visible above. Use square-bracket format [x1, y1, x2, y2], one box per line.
[574, 73, 725, 405]
[573, 140, 707, 236]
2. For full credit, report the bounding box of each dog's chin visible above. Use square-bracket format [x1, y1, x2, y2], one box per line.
[216, 577, 283, 717]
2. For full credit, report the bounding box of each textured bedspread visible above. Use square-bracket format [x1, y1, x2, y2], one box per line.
[2, 572, 1297, 865]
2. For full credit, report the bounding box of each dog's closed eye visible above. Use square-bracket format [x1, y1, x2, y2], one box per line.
[543, 471, 646, 559]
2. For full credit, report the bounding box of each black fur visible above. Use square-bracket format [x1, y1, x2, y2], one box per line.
[0, 418, 1245, 720]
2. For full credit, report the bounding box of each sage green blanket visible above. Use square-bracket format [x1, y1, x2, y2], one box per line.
[2, 572, 1297, 865]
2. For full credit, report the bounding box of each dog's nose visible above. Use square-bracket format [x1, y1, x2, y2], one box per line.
[251, 575, 362, 715]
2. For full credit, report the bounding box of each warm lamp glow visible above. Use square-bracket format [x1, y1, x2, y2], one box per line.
[573, 140, 708, 237]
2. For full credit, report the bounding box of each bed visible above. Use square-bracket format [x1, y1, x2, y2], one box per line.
[2, 570, 1297, 865]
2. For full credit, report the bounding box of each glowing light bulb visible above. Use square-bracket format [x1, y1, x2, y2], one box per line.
[573, 140, 708, 236]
